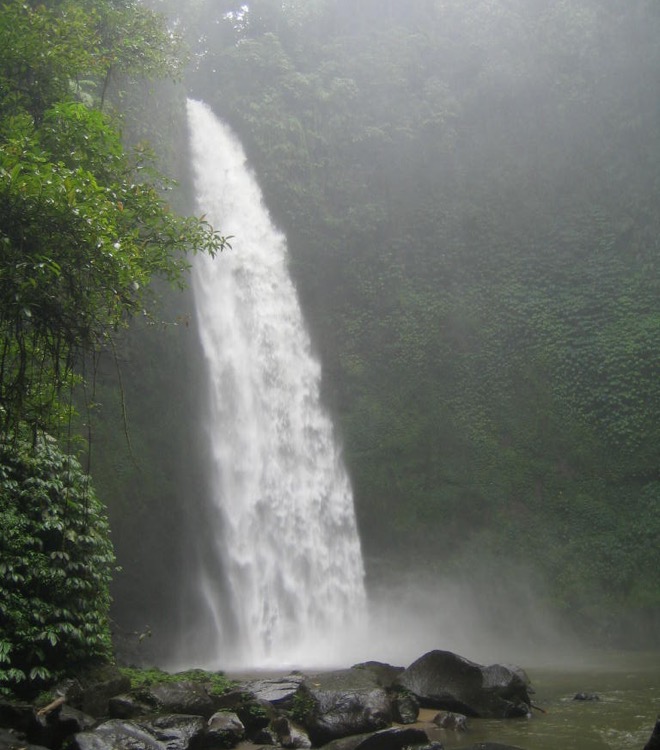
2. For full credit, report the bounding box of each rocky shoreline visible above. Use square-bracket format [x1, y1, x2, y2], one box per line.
[0, 649, 657, 750]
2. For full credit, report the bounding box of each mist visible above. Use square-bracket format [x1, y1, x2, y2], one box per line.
[102, 0, 660, 673]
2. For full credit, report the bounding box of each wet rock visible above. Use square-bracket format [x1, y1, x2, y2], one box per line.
[0, 697, 94, 749]
[249, 725, 279, 745]
[108, 693, 152, 719]
[391, 691, 419, 724]
[138, 714, 206, 750]
[204, 710, 245, 747]
[432, 711, 468, 731]
[146, 682, 216, 718]
[395, 650, 532, 719]
[32, 704, 95, 749]
[644, 718, 660, 750]
[350, 663, 405, 689]
[0, 727, 50, 750]
[320, 726, 429, 750]
[236, 698, 275, 733]
[240, 675, 305, 708]
[70, 719, 164, 750]
[270, 716, 311, 748]
[294, 668, 393, 745]
[70, 714, 207, 750]
[110, 682, 216, 720]
[62, 664, 131, 718]
[0, 700, 37, 734]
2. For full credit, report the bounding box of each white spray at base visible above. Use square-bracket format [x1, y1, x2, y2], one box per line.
[186, 99, 367, 669]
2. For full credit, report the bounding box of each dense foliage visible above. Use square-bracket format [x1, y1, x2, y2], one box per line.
[0, 0, 225, 441]
[174, 0, 660, 640]
[0, 0, 227, 690]
[0, 434, 114, 695]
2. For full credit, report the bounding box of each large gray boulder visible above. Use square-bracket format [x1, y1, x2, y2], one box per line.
[239, 675, 305, 708]
[294, 668, 393, 746]
[395, 650, 532, 718]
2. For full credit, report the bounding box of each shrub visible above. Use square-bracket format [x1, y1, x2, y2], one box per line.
[0, 432, 115, 696]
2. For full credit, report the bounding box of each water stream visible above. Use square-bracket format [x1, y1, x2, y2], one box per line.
[185, 99, 367, 669]
[423, 653, 660, 750]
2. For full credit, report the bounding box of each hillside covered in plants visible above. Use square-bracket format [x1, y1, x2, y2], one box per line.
[170, 0, 659, 643]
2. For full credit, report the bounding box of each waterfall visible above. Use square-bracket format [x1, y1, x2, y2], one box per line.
[185, 99, 367, 669]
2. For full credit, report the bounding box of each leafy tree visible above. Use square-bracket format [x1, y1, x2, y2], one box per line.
[0, 0, 226, 440]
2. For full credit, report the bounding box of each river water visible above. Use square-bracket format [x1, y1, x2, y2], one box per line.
[421, 652, 659, 750]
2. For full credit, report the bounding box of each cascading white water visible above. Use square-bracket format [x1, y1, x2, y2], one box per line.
[186, 99, 367, 669]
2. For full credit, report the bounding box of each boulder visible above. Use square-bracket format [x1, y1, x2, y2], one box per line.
[145, 682, 217, 718]
[138, 715, 206, 750]
[350, 663, 405, 689]
[270, 716, 311, 748]
[70, 715, 208, 750]
[0, 698, 94, 749]
[391, 692, 419, 724]
[239, 675, 305, 708]
[644, 718, 660, 750]
[32, 704, 95, 749]
[320, 726, 429, 750]
[110, 682, 216, 720]
[432, 711, 468, 731]
[249, 725, 279, 745]
[58, 664, 131, 718]
[0, 700, 37, 734]
[572, 692, 599, 701]
[204, 711, 245, 747]
[294, 668, 393, 745]
[395, 650, 531, 719]
[0, 727, 50, 750]
[70, 719, 165, 750]
[109, 693, 153, 719]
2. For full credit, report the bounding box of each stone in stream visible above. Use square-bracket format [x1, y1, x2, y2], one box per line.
[319, 726, 430, 750]
[395, 650, 532, 719]
[644, 718, 660, 750]
[432, 710, 468, 731]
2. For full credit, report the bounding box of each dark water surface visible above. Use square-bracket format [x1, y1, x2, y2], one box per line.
[425, 652, 660, 750]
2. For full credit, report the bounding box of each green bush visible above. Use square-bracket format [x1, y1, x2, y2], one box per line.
[0, 432, 115, 697]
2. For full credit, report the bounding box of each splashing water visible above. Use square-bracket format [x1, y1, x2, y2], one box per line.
[185, 99, 367, 669]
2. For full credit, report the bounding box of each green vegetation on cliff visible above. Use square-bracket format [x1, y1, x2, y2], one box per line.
[179, 0, 660, 640]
